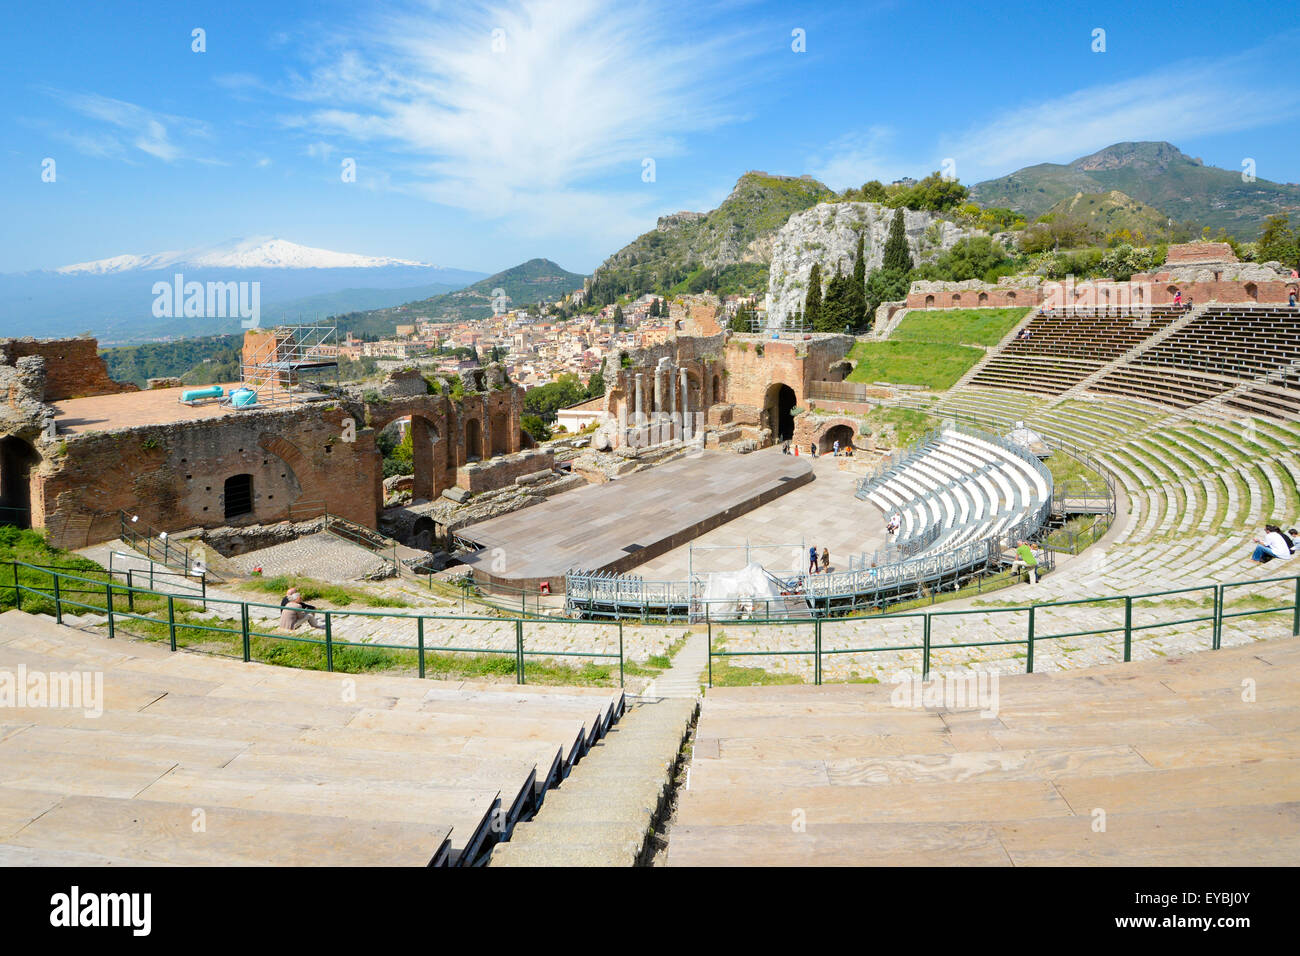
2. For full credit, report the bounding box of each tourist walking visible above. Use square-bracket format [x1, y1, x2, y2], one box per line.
[809, 545, 819, 575]
[820, 547, 830, 573]
[832, 439, 840, 457]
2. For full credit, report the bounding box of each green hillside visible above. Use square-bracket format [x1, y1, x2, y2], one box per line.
[1040, 190, 1172, 243]
[971, 142, 1300, 238]
[588, 171, 835, 304]
[350, 258, 586, 325]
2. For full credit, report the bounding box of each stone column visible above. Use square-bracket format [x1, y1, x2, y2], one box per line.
[680, 368, 691, 441]
[634, 373, 646, 446]
[669, 366, 678, 441]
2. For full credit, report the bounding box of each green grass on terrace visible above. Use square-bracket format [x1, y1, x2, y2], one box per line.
[845, 341, 985, 391]
[891, 307, 1028, 346]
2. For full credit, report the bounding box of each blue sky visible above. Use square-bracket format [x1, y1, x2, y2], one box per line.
[4, 0, 1297, 275]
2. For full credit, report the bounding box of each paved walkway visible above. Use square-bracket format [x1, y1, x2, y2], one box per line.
[643, 633, 709, 699]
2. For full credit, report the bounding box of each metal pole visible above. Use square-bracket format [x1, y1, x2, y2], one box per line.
[167, 595, 176, 650]
[12, 561, 19, 611]
[105, 581, 115, 639]
[1293, 577, 1299, 638]
[324, 612, 334, 671]
[516, 619, 525, 684]
[707, 614, 713, 687]
[923, 613, 931, 677]
[1213, 586, 1224, 651]
[1026, 605, 1035, 673]
[1123, 596, 1132, 663]
[53, 573, 62, 625]
[418, 617, 426, 679]
[618, 622, 624, 688]
[127, 570, 134, 613]
[241, 604, 251, 662]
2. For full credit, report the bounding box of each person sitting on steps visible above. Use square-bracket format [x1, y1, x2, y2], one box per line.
[1249, 525, 1291, 564]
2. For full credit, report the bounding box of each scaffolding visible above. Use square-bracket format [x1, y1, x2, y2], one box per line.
[236, 325, 340, 408]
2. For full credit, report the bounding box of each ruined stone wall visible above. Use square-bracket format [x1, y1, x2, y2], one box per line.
[37, 402, 381, 548]
[722, 334, 853, 409]
[0, 338, 137, 402]
[456, 448, 555, 493]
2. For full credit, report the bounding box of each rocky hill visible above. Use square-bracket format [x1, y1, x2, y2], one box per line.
[971, 141, 1300, 237]
[766, 202, 973, 325]
[593, 172, 836, 296]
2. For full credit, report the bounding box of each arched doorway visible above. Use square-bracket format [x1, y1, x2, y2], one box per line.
[224, 474, 254, 520]
[409, 416, 440, 501]
[819, 423, 855, 454]
[490, 410, 510, 456]
[924, 295, 935, 308]
[0, 436, 40, 528]
[711, 374, 721, 406]
[763, 383, 797, 442]
[464, 418, 482, 462]
[1245, 283, 1258, 301]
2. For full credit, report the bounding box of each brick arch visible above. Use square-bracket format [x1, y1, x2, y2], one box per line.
[258, 435, 321, 516]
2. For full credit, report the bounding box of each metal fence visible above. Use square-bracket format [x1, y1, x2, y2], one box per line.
[4, 561, 626, 686]
[708, 574, 1300, 685]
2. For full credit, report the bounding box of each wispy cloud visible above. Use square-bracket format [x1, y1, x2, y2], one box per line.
[41, 90, 211, 163]
[814, 49, 1298, 187]
[808, 126, 899, 190]
[277, 0, 768, 227]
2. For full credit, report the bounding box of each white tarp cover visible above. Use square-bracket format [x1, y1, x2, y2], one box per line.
[1007, 421, 1047, 452]
[702, 563, 787, 618]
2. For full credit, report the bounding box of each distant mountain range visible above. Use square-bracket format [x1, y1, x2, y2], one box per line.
[0, 238, 486, 344]
[346, 258, 586, 326]
[971, 142, 1300, 237]
[56, 237, 434, 275]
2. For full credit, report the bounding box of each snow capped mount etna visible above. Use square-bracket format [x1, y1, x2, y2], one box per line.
[1, 238, 486, 343]
[56, 237, 434, 275]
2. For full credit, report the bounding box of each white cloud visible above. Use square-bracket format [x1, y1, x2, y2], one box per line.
[940, 55, 1293, 181]
[808, 126, 899, 190]
[42, 90, 210, 163]
[279, 0, 766, 226]
[814, 49, 1298, 187]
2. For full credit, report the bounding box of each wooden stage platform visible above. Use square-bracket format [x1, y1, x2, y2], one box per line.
[456, 450, 815, 592]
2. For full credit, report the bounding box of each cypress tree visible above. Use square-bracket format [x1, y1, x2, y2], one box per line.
[883, 208, 913, 274]
[804, 263, 822, 330]
[850, 233, 867, 330]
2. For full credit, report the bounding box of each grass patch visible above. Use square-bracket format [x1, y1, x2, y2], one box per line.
[845, 340, 985, 391]
[891, 308, 1027, 347]
[858, 405, 938, 450]
[708, 657, 805, 687]
[241, 575, 411, 609]
[0, 527, 106, 612]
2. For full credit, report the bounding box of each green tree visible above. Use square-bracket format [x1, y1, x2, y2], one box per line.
[850, 232, 867, 330]
[882, 209, 913, 274]
[863, 268, 911, 326]
[612, 305, 625, 327]
[819, 266, 853, 333]
[1258, 214, 1299, 268]
[803, 263, 823, 330]
[586, 360, 605, 399]
[521, 414, 552, 443]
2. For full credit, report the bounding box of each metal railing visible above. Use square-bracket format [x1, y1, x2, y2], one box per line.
[707, 574, 1300, 685]
[3, 561, 626, 687]
[119, 510, 193, 575]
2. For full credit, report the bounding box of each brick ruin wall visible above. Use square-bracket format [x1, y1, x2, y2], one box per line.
[1, 338, 138, 402]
